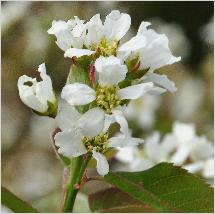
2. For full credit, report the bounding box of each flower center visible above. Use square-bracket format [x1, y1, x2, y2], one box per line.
[92, 37, 119, 57]
[82, 132, 108, 153]
[96, 85, 121, 114]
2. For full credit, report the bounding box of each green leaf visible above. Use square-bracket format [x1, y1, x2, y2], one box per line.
[104, 163, 214, 213]
[89, 187, 156, 213]
[1, 186, 38, 213]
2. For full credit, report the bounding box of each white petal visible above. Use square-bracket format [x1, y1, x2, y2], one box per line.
[137, 22, 181, 70]
[95, 56, 127, 86]
[36, 63, 56, 104]
[48, 18, 86, 51]
[137, 21, 152, 34]
[55, 31, 74, 51]
[17, 75, 47, 112]
[92, 149, 109, 176]
[190, 136, 213, 161]
[117, 82, 153, 100]
[48, 20, 74, 51]
[173, 122, 195, 143]
[202, 158, 214, 178]
[56, 100, 81, 131]
[71, 16, 86, 37]
[144, 72, 177, 93]
[108, 135, 144, 148]
[139, 34, 181, 71]
[184, 161, 204, 174]
[103, 113, 115, 133]
[130, 157, 154, 172]
[38, 63, 46, 74]
[112, 109, 129, 135]
[84, 14, 104, 48]
[144, 132, 164, 162]
[147, 86, 167, 95]
[54, 130, 87, 158]
[78, 108, 105, 138]
[170, 146, 190, 165]
[104, 10, 131, 41]
[161, 134, 178, 154]
[118, 34, 146, 53]
[64, 48, 95, 58]
[47, 20, 69, 34]
[61, 83, 96, 106]
[115, 147, 137, 163]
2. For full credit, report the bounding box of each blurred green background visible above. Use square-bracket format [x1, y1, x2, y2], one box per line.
[2, 1, 214, 212]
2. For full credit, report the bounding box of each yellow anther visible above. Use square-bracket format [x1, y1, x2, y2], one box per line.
[96, 85, 121, 114]
[82, 133, 109, 153]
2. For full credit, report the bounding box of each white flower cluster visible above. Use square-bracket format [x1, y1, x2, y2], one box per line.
[17, 10, 180, 176]
[116, 122, 214, 181]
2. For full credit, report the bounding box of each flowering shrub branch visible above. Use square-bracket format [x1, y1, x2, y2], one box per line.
[15, 10, 214, 213]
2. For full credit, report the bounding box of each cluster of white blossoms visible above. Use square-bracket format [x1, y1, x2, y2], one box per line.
[116, 122, 214, 181]
[17, 10, 181, 175]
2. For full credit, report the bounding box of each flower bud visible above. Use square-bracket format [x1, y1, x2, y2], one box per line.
[17, 63, 57, 118]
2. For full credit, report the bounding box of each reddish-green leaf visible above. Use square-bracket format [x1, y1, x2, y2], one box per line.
[89, 187, 156, 212]
[103, 163, 214, 213]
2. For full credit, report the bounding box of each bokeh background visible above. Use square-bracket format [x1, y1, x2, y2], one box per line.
[2, 1, 214, 212]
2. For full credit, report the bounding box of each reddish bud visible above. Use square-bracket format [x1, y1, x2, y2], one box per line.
[132, 61, 140, 72]
[74, 183, 80, 190]
[89, 64, 96, 85]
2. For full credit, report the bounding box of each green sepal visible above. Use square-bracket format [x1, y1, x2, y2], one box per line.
[125, 56, 140, 72]
[118, 56, 149, 88]
[73, 55, 93, 69]
[67, 64, 91, 86]
[118, 68, 149, 88]
[33, 95, 58, 118]
[59, 154, 71, 166]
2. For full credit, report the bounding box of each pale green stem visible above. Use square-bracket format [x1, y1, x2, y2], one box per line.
[62, 154, 91, 212]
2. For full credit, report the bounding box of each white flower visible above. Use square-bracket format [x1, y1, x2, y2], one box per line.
[166, 122, 214, 179]
[54, 101, 143, 176]
[62, 56, 153, 107]
[149, 18, 191, 59]
[124, 94, 161, 129]
[118, 21, 181, 72]
[182, 136, 214, 175]
[115, 122, 214, 180]
[48, 10, 131, 58]
[17, 63, 57, 115]
[170, 77, 204, 119]
[169, 122, 198, 165]
[115, 131, 176, 171]
[118, 21, 181, 92]
[61, 56, 154, 133]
